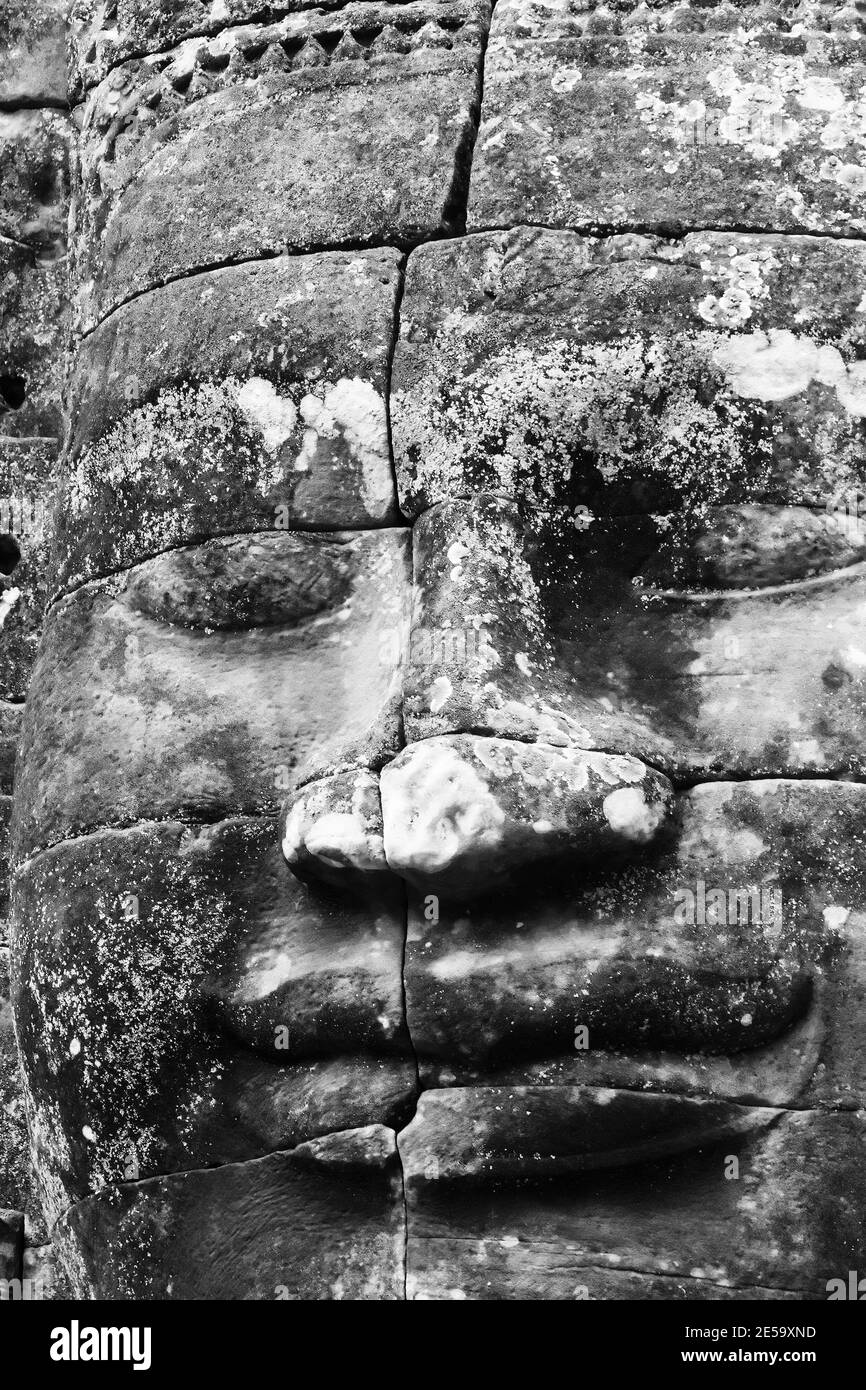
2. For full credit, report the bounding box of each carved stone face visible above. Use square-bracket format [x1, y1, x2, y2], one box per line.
[11, 0, 866, 1299]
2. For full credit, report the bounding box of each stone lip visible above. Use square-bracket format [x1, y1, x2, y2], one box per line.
[397, 1085, 785, 1186]
[417, 999, 824, 1112]
[403, 966, 817, 1068]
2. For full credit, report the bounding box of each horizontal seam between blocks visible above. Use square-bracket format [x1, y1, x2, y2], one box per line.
[72, 217, 865, 349]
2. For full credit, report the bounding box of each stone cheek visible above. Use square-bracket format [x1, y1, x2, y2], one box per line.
[53, 1125, 406, 1300]
[12, 821, 415, 1221]
[53, 249, 404, 593]
[469, 0, 866, 237]
[71, 0, 492, 330]
[12, 529, 411, 861]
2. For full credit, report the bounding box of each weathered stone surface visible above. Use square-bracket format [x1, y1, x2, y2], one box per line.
[71, 1, 490, 329]
[380, 735, 672, 892]
[469, 0, 866, 237]
[54, 249, 402, 593]
[55, 1124, 405, 1299]
[0, 241, 66, 441]
[0, 438, 55, 702]
[0, 1207, 23, 1282]
[393, 227, 866, 518]
[0, 701, 21, 791]
[9, 0, 866, 1307]
[404, 780, 866, 1108]
[282, 768, 389, 881]
[403, 1109, 866, 1299]
[13, 819, 415, 1216]
[22, 1242, 62, 1299]
[0, 0, 67, 105]
[0, 797, 9, 910]
[13, 529, 410, 859]
[0, 944, 31, 1215]
[68, 0, 374, 97]
[394, 229, 866, 777]
[0, 110, 69, 257]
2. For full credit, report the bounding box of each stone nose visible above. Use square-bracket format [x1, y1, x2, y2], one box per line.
[282, 735, 673, 896]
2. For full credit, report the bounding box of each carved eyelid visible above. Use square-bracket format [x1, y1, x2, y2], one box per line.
[122, 534, 355, 630]
[635, 505, 866, 596]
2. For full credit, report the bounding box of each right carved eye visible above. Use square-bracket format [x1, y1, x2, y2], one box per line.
[123, 531, 354, 630]
[636, 504, 866, 593]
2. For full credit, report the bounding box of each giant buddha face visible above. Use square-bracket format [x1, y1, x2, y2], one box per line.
[10, 0, 866, 1299]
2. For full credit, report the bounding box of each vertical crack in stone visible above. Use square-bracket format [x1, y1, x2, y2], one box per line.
[440, 0, 497, 235]
[385, 253, 410, 528]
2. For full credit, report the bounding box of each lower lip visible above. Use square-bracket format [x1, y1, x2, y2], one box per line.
[398, 1081, 783, 1187]
[397, 1006, 822, 1184]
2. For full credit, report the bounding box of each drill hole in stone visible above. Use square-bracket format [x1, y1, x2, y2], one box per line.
[199, 49, 231, 72]
[314, 31, 343, 55]
[0, 374, 26, 412]
[351, 26, 382, 47]
[0, 534, 21, 575]
[279, 36, 306, 61]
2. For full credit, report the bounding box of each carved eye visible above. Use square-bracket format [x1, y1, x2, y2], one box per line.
[123, 532, 353, 630]
[636, 505, 866, 593]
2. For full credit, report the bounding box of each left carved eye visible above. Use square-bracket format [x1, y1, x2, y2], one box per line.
[636, 504, 866, 593]
[124, 531, 354, 630]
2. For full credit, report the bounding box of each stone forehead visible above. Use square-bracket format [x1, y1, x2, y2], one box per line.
[392, 227, 866, 517]
[71, 0, 490, 329]
[54, 248, 403, 594]
[469, 0, 866, 236]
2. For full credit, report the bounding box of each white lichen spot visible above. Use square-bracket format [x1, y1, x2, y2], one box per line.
[234, 377, 298, 452]
[602, 786, 664, 842]
[381, 743, 507, 877]
[713, 329, 866, 414]
[551, 68, 582, 93]
[447, 540, 470, 581]
[0, 585, 20, 630]
[823, 905, 850, 931]
[429, 675, 453, 713]
[295, 377, 391, 512]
